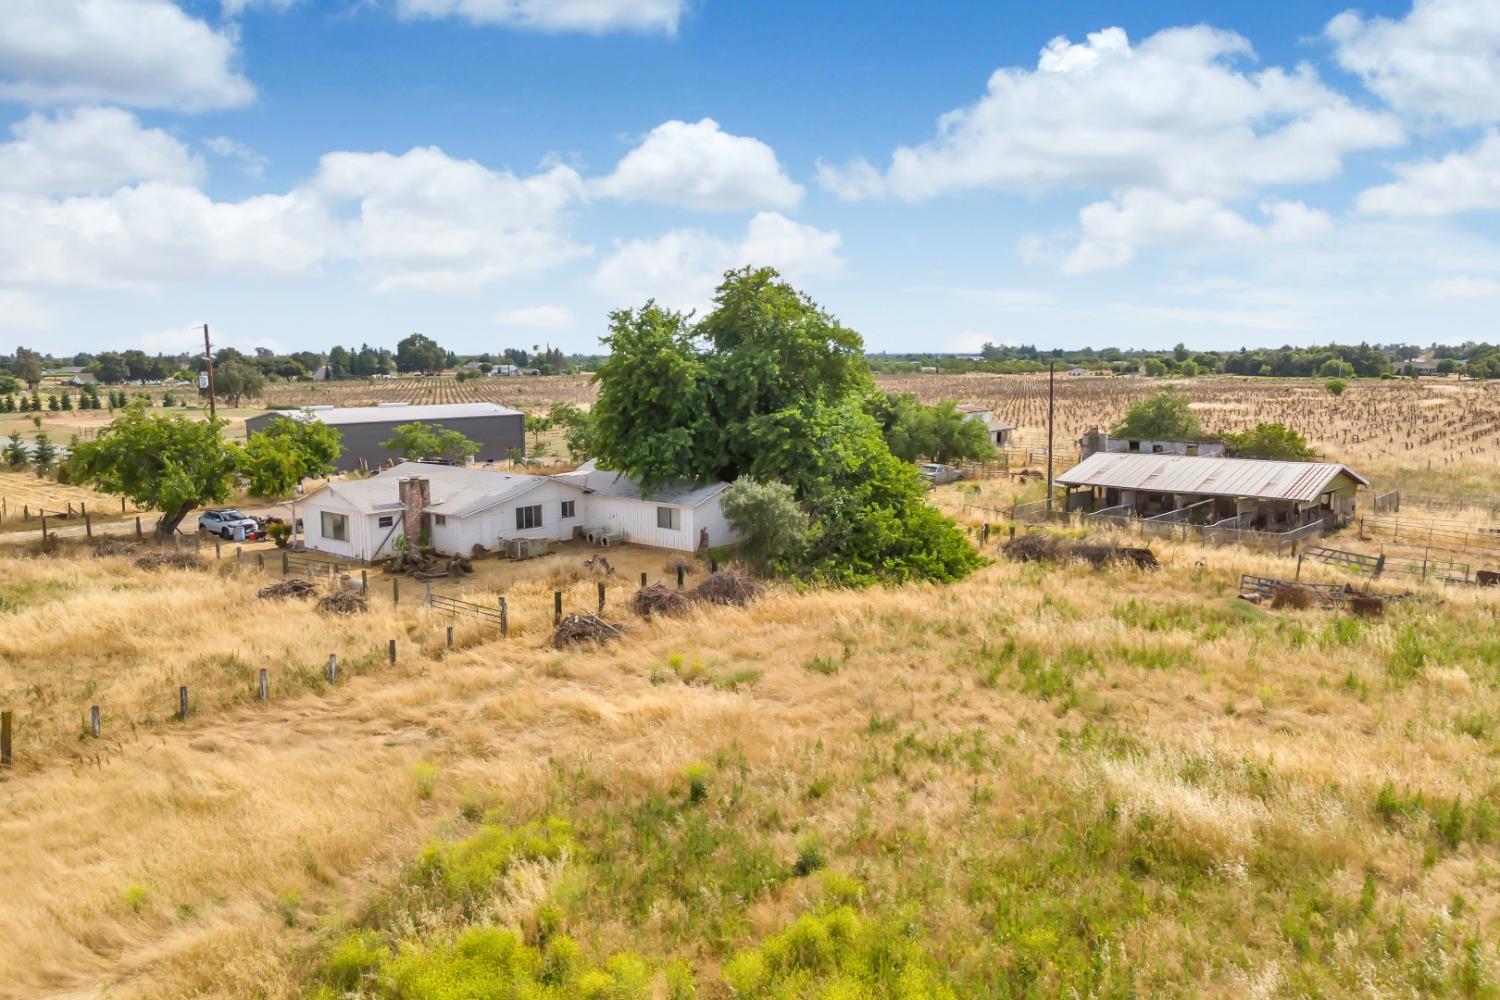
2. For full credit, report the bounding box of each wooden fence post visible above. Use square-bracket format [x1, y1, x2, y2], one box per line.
[709, 558, 718, 574]
[500, 596, 508, 637]
[326, 654, 337, 684]
[676, 565, 684, 590]
[554, 590, 562, 626]
[85, 513, 92, 539]
[598, 581, 606, 612]
[121, 496, 126, 514]
[135, 516, 142, 540]
[361, 569, 368, 596]
[257, 552, 265, 570]
[424, 581, 432, 606]
[388, 639, 396, 665]
[90, 705, 101, 739]
[446, 625, 453, 649]
[178, 685, 189, 721]
[392, 577, 399, 605]
[1, 710, 10, 766]
[640, 571, 647, 588]
[39, 512, 46, 539]
[258, 668, 269, 701]
[215, 537, 221, 559]
[282, 551, 289, 575]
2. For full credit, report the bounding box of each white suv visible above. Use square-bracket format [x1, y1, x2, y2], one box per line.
[198, 508, 261, 539]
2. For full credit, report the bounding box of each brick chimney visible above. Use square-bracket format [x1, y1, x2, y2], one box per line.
[398, 476, 430, 548]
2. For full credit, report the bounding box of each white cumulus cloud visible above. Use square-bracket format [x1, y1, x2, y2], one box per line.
[819, 25, 1402, 202]
[1064, 190, 1332, 274]
[593, 118, 802, 211]
[395, 0, 686, 34]
[1428, 275, 1500, 299]
[0, 106, 202, 196]
[204, 136, 269, 178]
[0, 0, 255, 111]
[1357, 131, 1500, 215]
[1327, 0, 1500, 125]
[591, 212, 843, 313]
[309, 147, 589, 293]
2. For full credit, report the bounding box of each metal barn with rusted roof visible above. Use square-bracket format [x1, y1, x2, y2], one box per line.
[1055, 453, 1369, 533]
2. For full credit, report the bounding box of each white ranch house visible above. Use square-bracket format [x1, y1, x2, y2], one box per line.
[293, 459, 735, 562]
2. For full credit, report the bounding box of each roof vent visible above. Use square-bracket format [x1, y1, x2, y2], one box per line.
[376, 402, 410, 408]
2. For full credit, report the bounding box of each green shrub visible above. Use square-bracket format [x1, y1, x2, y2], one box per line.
[417, 816, 573, 908]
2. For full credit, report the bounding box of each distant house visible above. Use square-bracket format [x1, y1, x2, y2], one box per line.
[245, 402, 525, 472]
[1066, 366, 1090, 376]
[957, 405, 1014, 447]
[1394, 359, 1439, 376]
[1078, 427, 1225, 461]
[310, 365, 334, 381]
[294, 458, 735, 561]
[1056, 452, 1369, 532]
[70, 373, 98, 387]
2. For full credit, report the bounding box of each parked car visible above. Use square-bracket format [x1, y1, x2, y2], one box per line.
[198, 508, 262, 539]
[917, 463, 963, 486]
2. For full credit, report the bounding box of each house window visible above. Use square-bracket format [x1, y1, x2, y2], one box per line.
[434, 514, 447, 527]
[516, 505, 542, 530]
[320, 511, 349, 542]
[561, 500, 576, 519]
[657, 506, 680, 530]
[377, 515, 394, 528]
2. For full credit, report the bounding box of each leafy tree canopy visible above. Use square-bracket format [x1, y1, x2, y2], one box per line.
[1111, 391, 1202, 440]
[394, 334, 446, 374]
[68, 402, 239, 537]
[382, 421, 480, 463]
[875, 394, 993, 465]
[1224, 423, 1314, 461]
[720, 479, 809, 575]
[240, 416, 342, 497]
[592, 267, 980, 586]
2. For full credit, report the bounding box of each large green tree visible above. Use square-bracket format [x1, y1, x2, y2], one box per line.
[68, 402, 240, 537]
[382, 421, 480, 463]
[590, 267, 980, 586]
[395, 334, 446, 374]
[240, 416, 343, 497]
[876, 394, 993, 465]
[214, 360, 266, 407]
[1112, 391, 1202, 440]
[1223, 423, 1314, 461]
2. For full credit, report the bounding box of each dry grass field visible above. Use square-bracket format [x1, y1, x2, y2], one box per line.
[261, 375, 599, 412]
[3, 520, 1500, 997]
[0, 469, 142, 532]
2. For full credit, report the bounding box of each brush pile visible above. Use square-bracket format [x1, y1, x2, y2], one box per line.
[1002, 534, 1158, 570]
[92, 539, 140, 557]
[1268, 584, 1317, 610]
[134, 552, 201, 571]
[316, 591, 368, 615]
[552, 611, 624, 648]
[387, 548, 473, 579]
[1346, 592, 1386, 617]
[693, 568, 762, 606]
[257, 578, 317, 600]
[629, 582, 693, 618]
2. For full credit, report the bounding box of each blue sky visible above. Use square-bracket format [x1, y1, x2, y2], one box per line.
[2, 0, 1499, 357]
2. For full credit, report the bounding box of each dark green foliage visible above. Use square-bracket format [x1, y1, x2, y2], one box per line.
[381, 421, 480, 463]
[875, 393, 994, 464]
[1224, 422, 1314, 460]
[1111, 391, 1201, 440]
[240, 416, 342, 497]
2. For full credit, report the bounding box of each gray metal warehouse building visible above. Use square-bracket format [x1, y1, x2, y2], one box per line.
[244, 402, 526, 472]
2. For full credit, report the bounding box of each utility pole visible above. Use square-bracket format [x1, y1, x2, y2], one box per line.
[1046, 361, 1056, 511]
[202, 323, 216, 421]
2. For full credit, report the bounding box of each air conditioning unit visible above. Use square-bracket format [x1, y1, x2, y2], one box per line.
[504, 537, 550, 560]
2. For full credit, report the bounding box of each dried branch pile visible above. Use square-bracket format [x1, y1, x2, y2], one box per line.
[257, 578, 317, 600]
[693, 569, 762, 606]
[1268, 584, 1317, 610]
[629, 582, 693, 619]
[387, 548, 473, 579]
[1346, 592, 1386, 617]
[134, 552, 201, 571]
[1001, 534, 1158, 570]
[317, 591, 368, 615]
[553, 611, 624, 648]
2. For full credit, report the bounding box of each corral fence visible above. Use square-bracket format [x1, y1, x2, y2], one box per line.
[280, 553, 351, 579]
[989, 498, 1327, 557]
[426, 588, 507, 633]
[1301, 543, 1474, 584]
[1239, 574, 1350, 606]
[1357, 514, 1500, 558]
[1372, 490, 1400, 515]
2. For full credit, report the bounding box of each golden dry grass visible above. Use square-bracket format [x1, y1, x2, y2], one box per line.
[3, 524, 1500, 997]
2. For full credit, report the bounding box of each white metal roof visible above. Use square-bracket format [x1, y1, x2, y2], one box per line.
[309, 461, 546, 516]
[1056, 452, 1369, 503]
[261, 402, 522, 425]
[554, 459, 730, 507]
